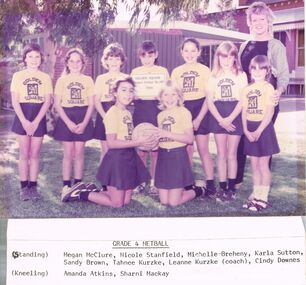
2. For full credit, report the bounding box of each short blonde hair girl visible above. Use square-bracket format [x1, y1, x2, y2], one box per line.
[212, 41, 242, 77]
[157, 80, 184, 110]
[101, 43, 126, 70]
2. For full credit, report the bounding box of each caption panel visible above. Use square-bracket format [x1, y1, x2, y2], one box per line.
[6, 217, 305, 285]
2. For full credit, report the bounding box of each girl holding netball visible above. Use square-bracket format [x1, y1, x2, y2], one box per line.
[241, 55, 280, 211]
[155, 80, 203, 206]
[62, 77, 157, 207]
[131, 40, 169, 193]
[53, 48, 94, 196]
[11, 43, 52, 200]
[171, 38, 214, 196]
[94, 43, 128, 161]
[207, 41, 248, 201]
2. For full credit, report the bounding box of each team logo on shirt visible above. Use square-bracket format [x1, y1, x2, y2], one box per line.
[123, 115, 133, 140]
[70, 88, 81, 99]
[181, 71, 199, 93]
[221, 85, 232, 99]
[160, 116, 175, 142]
[246, 89, 263, 115]
[106, 78, 115, 99]
[67, 82, 85, 104]
[23, 77, 43, 101]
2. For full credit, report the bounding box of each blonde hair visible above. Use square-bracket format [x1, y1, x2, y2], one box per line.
[249, 55, 271, 82]
[101, 43, 126, 70]
[212, 41, 242, 77]
[246, 1, 275, 36]
[157, 80, 184, 110]
[64, 48, 86, 74]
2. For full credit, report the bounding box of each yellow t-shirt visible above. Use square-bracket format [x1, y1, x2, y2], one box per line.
[10, 69, 53, 103]
[207, 72, 248, 102]
[158, 106, 193, 149]
[131, 65, 169, 100]
[55, 73, 94, 107]
[242, 81, 275, 121]
[104, 105, 133, 141]
[94, 72, 128, 102]
[171, 63, 211, 101]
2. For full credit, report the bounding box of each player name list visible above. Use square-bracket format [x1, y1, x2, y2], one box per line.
[7, 239, 305, 284]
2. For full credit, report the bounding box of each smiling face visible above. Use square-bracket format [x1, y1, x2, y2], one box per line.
[218, 52, 235, 72]
[139, 51, 158, 67]
[181, 41, 200, 64]
[160, 87, 180, 109]
[250, 13, 270, 37]
[114, 81, 135, 108]
[250, 64, 268, 82]
[104, 55, 123, 72]
[67, 52, 83, 74]
[24, 51, 41, 70]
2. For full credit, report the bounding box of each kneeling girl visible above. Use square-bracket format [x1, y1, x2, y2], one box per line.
[155, 80, 203, 206]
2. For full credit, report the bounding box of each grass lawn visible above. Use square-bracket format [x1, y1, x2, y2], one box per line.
[0, 104, 305, 218]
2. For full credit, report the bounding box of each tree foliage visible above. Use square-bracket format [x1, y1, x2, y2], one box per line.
[0, 0, 118, 57]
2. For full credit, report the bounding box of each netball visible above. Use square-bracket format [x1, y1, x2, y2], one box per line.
[132, 122, 159, 151]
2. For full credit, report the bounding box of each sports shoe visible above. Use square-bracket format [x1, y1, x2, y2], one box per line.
[85, 183, 100, 192]
[20, 187, 31, 201]
[148, 185, 158, 195]
[133, 183, 146, 194]
[61, 182, 87, 202]
[216, 190, 236, 202]
[29, 186, 41, 201]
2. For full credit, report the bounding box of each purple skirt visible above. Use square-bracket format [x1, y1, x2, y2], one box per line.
[133, 100, 160, 127]
[154, 146, 194, 189]
[53, 106, 93, 142]
[244, 121, 280, 157]
[210, 101, 243, 135]
[96, 148, 150, 190]
[12, 103, 47, 137]
[184, 98, 210, 135]
[93, 101, 114, 140]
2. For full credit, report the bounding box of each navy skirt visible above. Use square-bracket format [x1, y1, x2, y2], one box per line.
[96, 148, 151, 190]
[210, 101, 243, 135]
[133, 100, 160, 127]
[12, 103, 47, 137]
[244, 121, 280, 157]
[155, 146, 194, 189]
[93, 101, 114, 140]
[184, 98, 210, 135]
[53, 106, 93, 142]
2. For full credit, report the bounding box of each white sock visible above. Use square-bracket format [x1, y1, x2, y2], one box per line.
[259, 185, 270, 202]
[249, 185, 261, 200]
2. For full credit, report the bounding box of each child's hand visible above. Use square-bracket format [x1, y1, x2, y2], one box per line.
[66, 121, 77, 133]
[219, 117, 236, 132]
[192, 118, 201, 131]
[27, 121, 39, 136]
[138, 132, 159, 149]
[21, 119, 32, 135]
[245, 130, 255, 142]
[75, 122, 86, 134]
[252, 129, 263, 141]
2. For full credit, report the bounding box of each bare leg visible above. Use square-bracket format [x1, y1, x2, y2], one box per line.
[29, 136, 44, 181]
[62, 141, 74, 181]
[18, 135, 31, 181]
[74, 141, 85, 180]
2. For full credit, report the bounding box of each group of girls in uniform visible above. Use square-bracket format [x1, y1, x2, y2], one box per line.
[11, 2, 287, 211]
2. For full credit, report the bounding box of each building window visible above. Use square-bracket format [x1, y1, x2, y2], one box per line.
[297, 29, 304, 67]
[273, 31, 286, 46]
